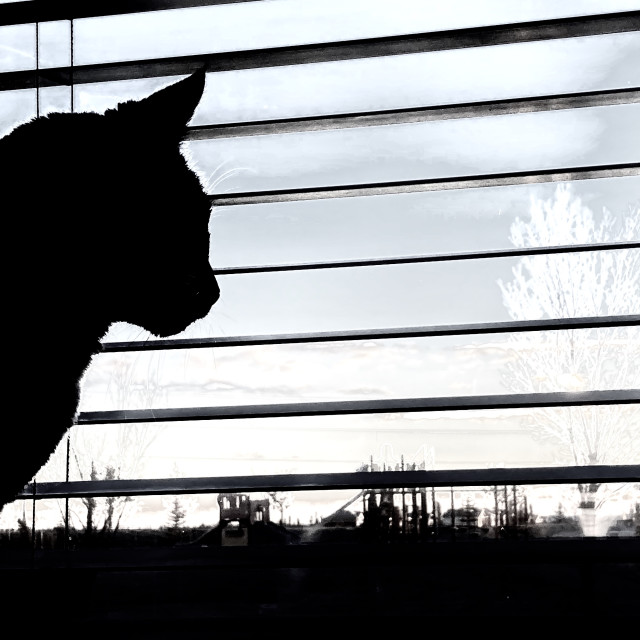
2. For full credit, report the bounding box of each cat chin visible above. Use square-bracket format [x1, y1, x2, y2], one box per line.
[124, 275, 219, 338]
[147, 327, 189, 339]
[139, 317, 202, 339]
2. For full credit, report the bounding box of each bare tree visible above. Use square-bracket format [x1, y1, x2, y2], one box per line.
[68, 350, 170, 530]
[268, 492, 292, 525]
[497, 184, 640, 524]
[81, 462, 99, 536]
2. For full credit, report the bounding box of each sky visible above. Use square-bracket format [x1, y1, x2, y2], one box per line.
[0, 0, 638, 531]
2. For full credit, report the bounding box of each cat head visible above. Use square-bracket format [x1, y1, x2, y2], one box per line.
[96, 68, 221, 337]
[2, 68, 220, 338]
[70, 69, 220, 337]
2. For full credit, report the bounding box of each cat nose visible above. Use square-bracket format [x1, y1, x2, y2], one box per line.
[209, 274, 220, 305]
[195, 270, 220, 307]
[188, 269, 219, 294]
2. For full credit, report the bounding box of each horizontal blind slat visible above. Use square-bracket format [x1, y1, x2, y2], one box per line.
[208, 164, 640, 204]
[101, 314, 640, 352]
[188, 88, 640, 140]
[0, 0, 255, 26]
[211, 243, 640, 275]
[20, 464, 640, 499]
[76, 390, 640, 425]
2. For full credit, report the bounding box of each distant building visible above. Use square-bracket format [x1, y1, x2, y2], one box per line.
[218, 493, 270, 526]
[190, 493, 298, 547]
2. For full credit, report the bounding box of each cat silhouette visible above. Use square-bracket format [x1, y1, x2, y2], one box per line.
[0, 69, 220, 510]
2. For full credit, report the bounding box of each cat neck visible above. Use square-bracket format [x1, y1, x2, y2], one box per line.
[17, 262, 113, 373]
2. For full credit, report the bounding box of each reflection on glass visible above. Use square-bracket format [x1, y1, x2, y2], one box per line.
[3, 482, 637, 546]
[190, 104, 640, 194]
[80, 326, 640, 411]
[0, 23, 34, 72]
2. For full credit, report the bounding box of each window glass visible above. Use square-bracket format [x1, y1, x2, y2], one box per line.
[0, 0, 637, 545]
[210, 177, 640, 267]
[37, 20, 71, 69]
[82, 328, 640, 412]
[39, 85, 72, 115]
[73, 0, 639, 66]
[8, 481, 638, 541]
[24, 401, 639, 486]
[0, 87, 35, 135]
[190, 105, 640, 194]
[69, 32, 640, 122]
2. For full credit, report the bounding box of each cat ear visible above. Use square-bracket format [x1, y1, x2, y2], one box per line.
[109, 67, 206, 134]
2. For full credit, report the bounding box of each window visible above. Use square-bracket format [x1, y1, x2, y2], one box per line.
[0, 0, 638, 622]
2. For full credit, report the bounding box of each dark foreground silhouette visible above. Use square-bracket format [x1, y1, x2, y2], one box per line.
[2, 536, 638, 628]
[0, 69, 220, 509]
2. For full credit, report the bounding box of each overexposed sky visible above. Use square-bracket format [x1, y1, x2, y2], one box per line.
[2, 0, 637, 70]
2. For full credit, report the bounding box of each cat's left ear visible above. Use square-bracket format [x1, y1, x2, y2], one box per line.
[110, 67, 206, 134]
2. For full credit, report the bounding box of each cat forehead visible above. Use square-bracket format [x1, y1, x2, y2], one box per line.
[39, 108, 186, 145]
[1, 71, 205, 147]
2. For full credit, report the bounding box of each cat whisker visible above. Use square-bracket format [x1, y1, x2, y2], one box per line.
[205, 165, 253, 192]
[131, 327, 148, 343]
